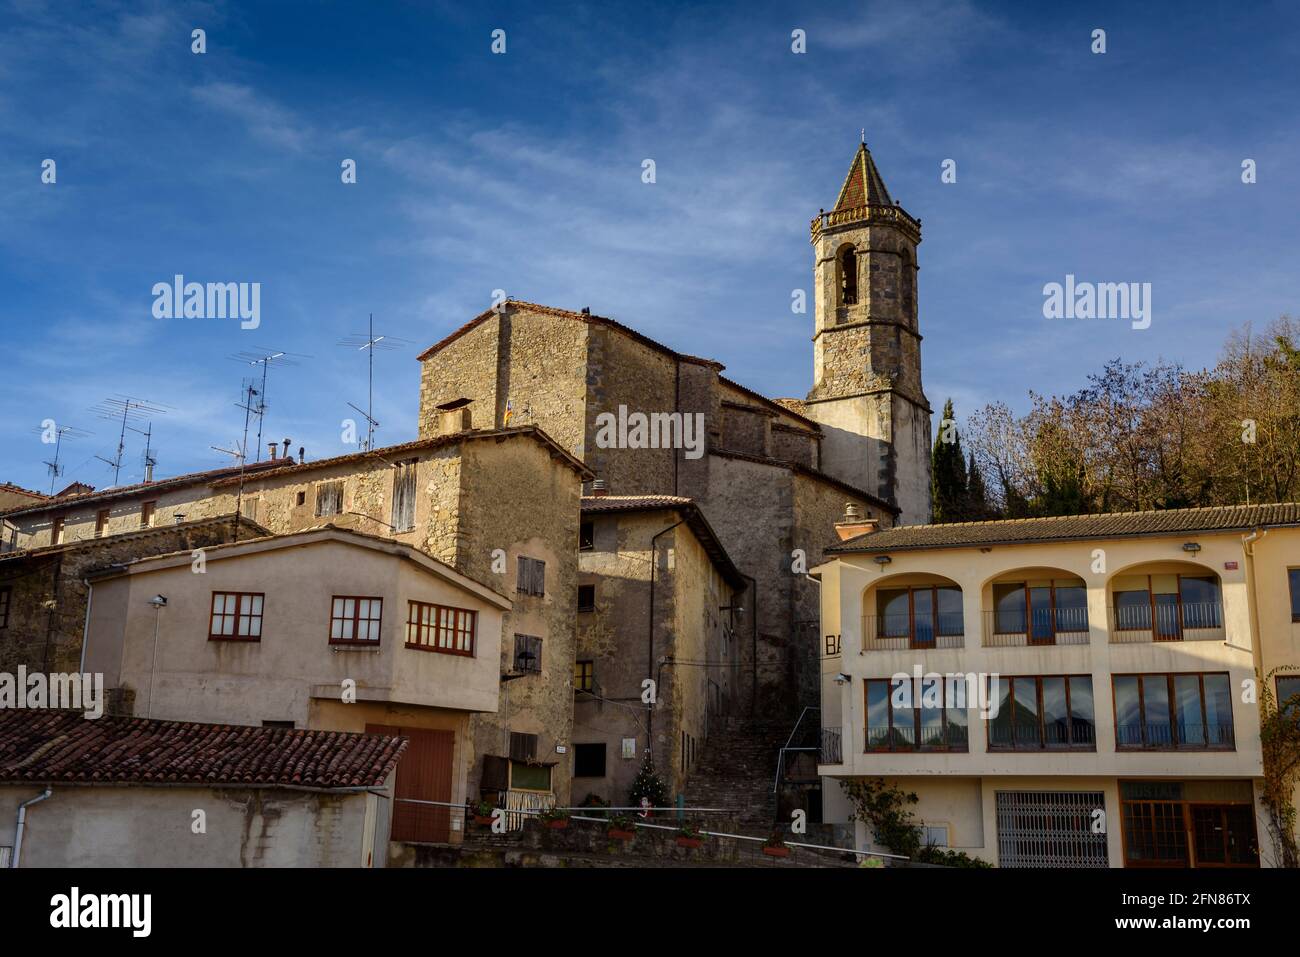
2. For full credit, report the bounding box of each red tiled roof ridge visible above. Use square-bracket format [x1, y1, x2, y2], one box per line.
[0, 710, 407, 790]
[208, 425, 592, 487]
[902, 500, 1300, 531]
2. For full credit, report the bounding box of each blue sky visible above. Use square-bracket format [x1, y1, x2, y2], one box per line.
[2, 0, 1298, 493]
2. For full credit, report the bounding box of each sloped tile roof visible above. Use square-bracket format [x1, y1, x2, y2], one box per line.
[0, 710, 407, 790]
[829, 502, 1300, 553]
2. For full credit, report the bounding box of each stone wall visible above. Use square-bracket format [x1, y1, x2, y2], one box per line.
[0, 518, 257, 676]
[455, 434, 582, 806]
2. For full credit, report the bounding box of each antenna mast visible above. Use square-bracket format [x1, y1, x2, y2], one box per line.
[33, 424, 92, 494]
[227, 350, 310, 461]
[337, 316, 410, 451]
[88, 396, 169, 487]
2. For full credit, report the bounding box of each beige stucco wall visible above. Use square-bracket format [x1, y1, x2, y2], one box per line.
[815, 525, 1300, 865]
[83, 536, 505, 725]
[0, 782, 387, 867]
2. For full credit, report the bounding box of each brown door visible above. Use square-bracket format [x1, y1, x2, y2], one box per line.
[367, 724, 455, 844]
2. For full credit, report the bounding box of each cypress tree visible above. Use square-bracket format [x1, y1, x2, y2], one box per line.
[931, 398, 968, 523]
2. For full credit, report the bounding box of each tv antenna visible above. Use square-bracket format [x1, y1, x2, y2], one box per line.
[337, 315, 410, 451]
[31, 423, 92, 494]
[87, 396, 170, 487]
[227, 350, 310, 461]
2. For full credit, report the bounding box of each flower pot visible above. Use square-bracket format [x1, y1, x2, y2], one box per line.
[544, 819, 569, 830]
[676, 836, 703, 849]
[473, 815, 494, 826]
[762, 846, 791, 858]
[608, 829, 636, 841]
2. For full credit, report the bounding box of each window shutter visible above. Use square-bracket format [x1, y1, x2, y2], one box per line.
[390, 460, 418, 532]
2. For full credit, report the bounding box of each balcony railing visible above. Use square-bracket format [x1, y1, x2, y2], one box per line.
[820, 727, 843, 764]
[982, 607, 1090, 647]
[862, 614, 964, 651]
[1115, 720, 1236, 750]
[865, 723, 969, 752]
[1109, 601, 1224, 644]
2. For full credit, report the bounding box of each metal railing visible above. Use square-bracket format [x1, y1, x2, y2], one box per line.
[981, 607, 1090, 647]
[773, 706, 820, 794]
[865, 722, 970, 752]
[1109, 601, 1224, 643]
[1115, 721, 1235, 749]
[402, 798, 907, 863]
[861, 614, 964, 651]
[820, 727, 843, 764]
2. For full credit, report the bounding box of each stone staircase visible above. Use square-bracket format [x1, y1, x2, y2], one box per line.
[684, 716, 792, 831]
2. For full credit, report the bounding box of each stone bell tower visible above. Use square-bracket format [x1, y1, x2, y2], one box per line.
[803, 141, 932, 525]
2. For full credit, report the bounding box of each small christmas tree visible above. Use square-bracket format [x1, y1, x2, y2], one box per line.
[627, 750, 667, 813]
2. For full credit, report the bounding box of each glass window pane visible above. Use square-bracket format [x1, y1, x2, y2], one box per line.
[1114, 590, 1151, 629]
[912, 589, 935, 645]
[1114, 676, 1141, 746]
[1054, 585, 1088, 631]
[994, 583, 1026, 633]
[250, 595, 263, 615]
[1068, 677, 1095, 746]
[1203, 674, 1233, 745]
[877, 589, 910, 637]
[1180, 577, 1222, 628]
[1290, 569, 1300, 621]
[1174, 675, 1205, 746]
[918, 676, 944, 747]
[1142, 676, 1172, 747]
[866, 680, 889, 749]
[988, 677, 1013, 747]
[1041, 677, 1068, 746]
[1278, 676, 1300, 716]
[889, 678, 916, 748]
[1013, 677, 1039, 747]
[935, 586, 963, 635]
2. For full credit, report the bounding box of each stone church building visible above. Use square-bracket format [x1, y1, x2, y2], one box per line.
[416, 143, 932, 716]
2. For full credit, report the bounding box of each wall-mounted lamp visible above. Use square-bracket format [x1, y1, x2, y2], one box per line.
[147, 595, 167, 608]
[1181, 542, 1201, 554]
[872, 555, 892, 566]
[834, 672, 852, 685]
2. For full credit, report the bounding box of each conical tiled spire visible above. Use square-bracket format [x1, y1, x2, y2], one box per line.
[833, 141, 893, 210]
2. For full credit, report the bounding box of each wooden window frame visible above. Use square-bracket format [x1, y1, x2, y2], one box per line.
[579, 521, 594, 552]
[50, 516, 64, 546]
[140, 500, 156, 528]
[876, 585, 963, 648]
[986, 674, 1096, 751]
[0, 585, 10, 630]
[208, 591, 265, 642]
[329, 595, 383, 646]
[577, 584, 596, 612]
[574, 659, 594, 693]
[864, 677, 968, 753]
[94, 508, 110, 538]
[1119, 783, 1259, 869]
[514, 633, 543, 674]
[390, 459, 418, 533]
[1289, 568, 1300, 623]
[1277, 675, 1300, 716]
[1112, 672, 1235, 751]
[405, 600, 476, 657]
[1112, 573, 1222, 638]
[992, 579, 1087, 644]
[517, 556, 545, 597]
[314, 481, 344, 518]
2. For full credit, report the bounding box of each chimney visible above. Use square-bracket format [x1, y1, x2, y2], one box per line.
[144, 462, 154, 483]
[591, 479, 608, 498]
[283, 439, 291, 460]
[835, 502, 878, 542]
[268, 442, 278, 459]
[298, 446, 305, 465]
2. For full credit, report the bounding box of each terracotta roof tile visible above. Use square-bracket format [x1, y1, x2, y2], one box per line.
[829, 502, 1300, 553]
[0, 710, 407, 790]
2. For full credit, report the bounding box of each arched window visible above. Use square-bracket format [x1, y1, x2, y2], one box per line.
[838, 246, 858, 306]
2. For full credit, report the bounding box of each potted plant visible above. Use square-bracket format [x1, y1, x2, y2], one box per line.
[607, 814, 636, 841]
[539, 807, 570, 830]
[471, 799, 496, 826]
[675, 823, 704, 849]
[762, 832, 791, 858]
